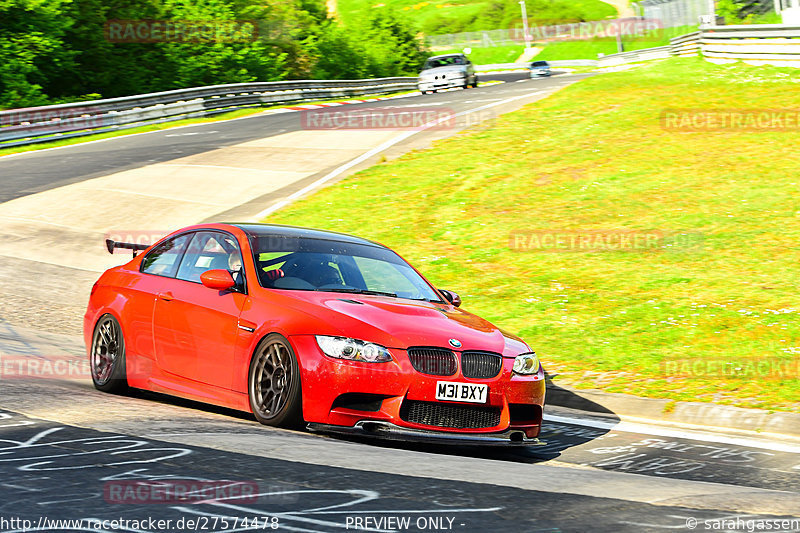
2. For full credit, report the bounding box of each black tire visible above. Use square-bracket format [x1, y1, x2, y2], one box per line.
[471, 76, 479, 88]
[90, 314, 128, 393]
[248, 333, 303, 427]
[463, 79, 469, 89]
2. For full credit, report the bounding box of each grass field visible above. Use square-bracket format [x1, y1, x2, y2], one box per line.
[435, 44, 527, 64]
[266, 57, 800, 412]
[336, 0, 618, 35]
[434, 26, 699, 64]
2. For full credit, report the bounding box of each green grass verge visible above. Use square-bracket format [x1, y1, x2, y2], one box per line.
[265, 57, 800, 412]
[434, 26, 699, 64]
[337, 0, 617, 35]
[536, 25, 699, 60]
[436, 45, 526, 65]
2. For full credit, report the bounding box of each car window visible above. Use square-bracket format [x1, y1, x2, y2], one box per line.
[423, 55, 464, 69]
[177, 231, 244, 285]
[250, 235, 442, 302]
[141, 234, 191, 278]
[353, 256, 422, 297]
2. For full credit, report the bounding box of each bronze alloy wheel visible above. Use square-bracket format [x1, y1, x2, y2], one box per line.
[248, 334, 303, 427]
[91, 314, 128, 393]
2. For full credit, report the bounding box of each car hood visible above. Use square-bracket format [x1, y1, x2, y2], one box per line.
[279, 291, 524, 354]
[420, 65, 466, 76]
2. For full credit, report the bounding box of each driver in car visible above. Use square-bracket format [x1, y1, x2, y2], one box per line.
[265, 257, 343, 288]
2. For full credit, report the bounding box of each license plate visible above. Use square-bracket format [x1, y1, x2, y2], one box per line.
[435, 381, 488, 403]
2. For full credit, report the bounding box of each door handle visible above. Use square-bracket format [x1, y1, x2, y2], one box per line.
[158, 292, 174, 301]
[237, 319, 256, 333]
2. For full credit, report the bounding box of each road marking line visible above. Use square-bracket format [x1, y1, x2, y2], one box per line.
[251, 87, 559, 220]
[157, 163, 289, 174]
[544, 414, 800, 454]
[0, 215, 86, 232]
[163, 131, 219, 137]
[88, 187, 227, 206]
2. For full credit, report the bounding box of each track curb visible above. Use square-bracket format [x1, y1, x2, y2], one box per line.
[546, 382, 800, 438]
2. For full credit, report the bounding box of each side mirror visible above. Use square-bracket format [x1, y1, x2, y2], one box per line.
[439, 289, 461, 307]
[200, 269, 235, 291]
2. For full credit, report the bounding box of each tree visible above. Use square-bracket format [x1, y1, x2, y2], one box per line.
[0, 0, 76, 108]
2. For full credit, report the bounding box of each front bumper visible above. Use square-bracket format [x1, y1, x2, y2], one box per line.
[308, 421, 544, 446]
[530, 70, 551, 77]
[291, 335, 545, 439]
[418, 77, 465, 91]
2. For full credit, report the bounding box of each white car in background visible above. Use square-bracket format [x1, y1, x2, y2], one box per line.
[418, 54, 478, 94]
[529, 60, 552, 77]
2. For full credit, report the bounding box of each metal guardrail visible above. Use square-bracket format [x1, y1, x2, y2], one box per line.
[670, 30, 702, 56]
[0, 77, 418, 148]
[597, 45, 673, 66]
[7, 25, 799, 149]
[701, 24, 800, 65]
[597, 24, 800, 66]
[0, 61, 599, 148]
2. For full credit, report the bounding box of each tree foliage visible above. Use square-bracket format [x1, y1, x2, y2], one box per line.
[0, 0, 428, 108]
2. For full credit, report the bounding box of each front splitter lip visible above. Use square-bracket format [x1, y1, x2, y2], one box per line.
[307, 421, 544, 447]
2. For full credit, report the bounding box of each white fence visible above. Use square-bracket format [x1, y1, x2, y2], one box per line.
[637, 0, 712, 28]
[596, 23, 800, 67]
[700, 24, 800, 65]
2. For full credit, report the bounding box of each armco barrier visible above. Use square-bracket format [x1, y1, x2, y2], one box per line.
[670, 30, 702, 56]
[0, 77, 418, 148]
[6, 26, 800, 149]
[597, 23, 800, 67]
[597, 45, 673, 66]
[700, 24, 800, 66]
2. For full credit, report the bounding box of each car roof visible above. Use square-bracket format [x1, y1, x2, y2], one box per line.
[226, 223, 385, 248]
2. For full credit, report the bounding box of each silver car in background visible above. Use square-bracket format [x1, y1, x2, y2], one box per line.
[418, 54, 478, 94]
[530, 60, 552, 77]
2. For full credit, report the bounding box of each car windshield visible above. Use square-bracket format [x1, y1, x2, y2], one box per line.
[532, 61, 548, 67]
[250, 235, 442, 302]
[423, 56, 465, 70]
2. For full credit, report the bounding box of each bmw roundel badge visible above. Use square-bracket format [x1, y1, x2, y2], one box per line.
[449, 339, 462, 348]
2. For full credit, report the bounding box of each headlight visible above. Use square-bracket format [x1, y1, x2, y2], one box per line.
[316, 336, 392, 363]
[513, 352, 540, 375]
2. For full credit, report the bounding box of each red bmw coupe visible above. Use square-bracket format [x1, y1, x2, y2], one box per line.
[85, 223, 545, 445]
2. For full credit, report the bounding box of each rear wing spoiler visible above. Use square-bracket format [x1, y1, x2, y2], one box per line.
[105, 239, 150, 257]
